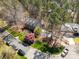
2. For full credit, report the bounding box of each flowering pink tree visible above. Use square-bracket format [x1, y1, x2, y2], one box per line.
[25, 33, 35, 43]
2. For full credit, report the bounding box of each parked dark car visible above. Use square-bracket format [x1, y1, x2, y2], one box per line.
[18, 49, 25, 56]
[22, 42, 28, 46]
[0, 28, 5, 33]
[73, 33, 79, 37]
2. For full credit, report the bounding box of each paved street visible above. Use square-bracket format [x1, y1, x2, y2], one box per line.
[63, 45, 79, 59]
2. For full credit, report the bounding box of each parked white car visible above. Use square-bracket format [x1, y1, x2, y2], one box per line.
[61, 48, 69, 58]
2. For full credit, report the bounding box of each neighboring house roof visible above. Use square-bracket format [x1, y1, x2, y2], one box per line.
[3, 34, 14, 43]
[1, 31, 10, 38]
[61, 23, 79, 33]
[25, 17, 41, 31]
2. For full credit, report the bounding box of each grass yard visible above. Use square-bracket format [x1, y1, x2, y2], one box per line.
[32, 41, 64, 54]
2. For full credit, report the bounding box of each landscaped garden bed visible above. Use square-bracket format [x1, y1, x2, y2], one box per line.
[32, 41, 64, 54]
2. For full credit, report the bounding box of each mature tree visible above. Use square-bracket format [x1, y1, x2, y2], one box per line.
[0, 0, 24, 26]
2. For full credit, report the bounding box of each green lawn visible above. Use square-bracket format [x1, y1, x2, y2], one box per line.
[32, 41, 64, 54]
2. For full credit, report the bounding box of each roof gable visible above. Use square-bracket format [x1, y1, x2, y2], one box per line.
[61, 23, 79, 33]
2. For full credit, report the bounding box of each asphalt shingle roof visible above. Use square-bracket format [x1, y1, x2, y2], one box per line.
[25, 17, 41, 31]
[61, 23, 79, 33]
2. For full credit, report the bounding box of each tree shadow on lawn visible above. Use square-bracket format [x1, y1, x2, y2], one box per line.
[32, 41, 64, 54]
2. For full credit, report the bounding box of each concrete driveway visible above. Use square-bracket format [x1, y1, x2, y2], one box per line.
[64, 45, 79, 59]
